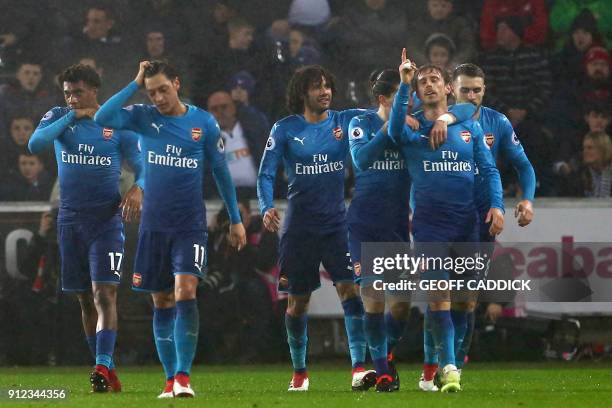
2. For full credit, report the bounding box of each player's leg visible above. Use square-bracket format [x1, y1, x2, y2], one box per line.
[451, 299, 477, 372]
[386, 298, 410, 391]
[75, 292, 97, 361]
[89, 283, 119, 391]
[286, 293, 312, 391]
[420, 305, 440, 391]
[133, 229, 177, 397]
[325, 228, 374, 391]
[163, 229, 207, 398]
[152, 290, 177, 398]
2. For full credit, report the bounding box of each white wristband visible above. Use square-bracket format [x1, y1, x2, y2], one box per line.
[436, 113, 455, 124]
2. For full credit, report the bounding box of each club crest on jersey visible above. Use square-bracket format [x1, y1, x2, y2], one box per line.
[461, 130, 471, 143]
[351, 127, 363, 139]
[354, 262, 361, 277]
[103, 128, 113, 140]
[333, 126, 343, 141]
[485, 133, 495, 148]
[191, 128, 202, 141]
[132, 273, 142, 287]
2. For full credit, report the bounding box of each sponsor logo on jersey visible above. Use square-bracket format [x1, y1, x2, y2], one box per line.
[351, 127, 363, 139]
[103, 128, 114, 140]
[461, 130, 471, 143]
[265, 136, 275, 150]
[485, 133, 495, 148]
[132, 273, 142, 287]
[354, 262, 361, 277]
[192, 127, 202, 141]
[333, 126, 343, 141]
[512, 132, 520, 145]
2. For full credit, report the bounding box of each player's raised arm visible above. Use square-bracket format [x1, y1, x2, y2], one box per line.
[472, 122, 504, 235]
[28, 108, 76, 153]
[349, 116, 389, 171]
[257, 123, 285, 232]
[388, 49, 419, 146]
[94, 62, 151, 130]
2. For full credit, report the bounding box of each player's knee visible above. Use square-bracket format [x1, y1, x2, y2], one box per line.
[429, 301, 451, 311]
[335, 282, 359, 301]
[363, 299, 385, 314]
[174, 284, 196, 301]
[152, 291, 175, 308]
[93, 287, 116, 311]
[452, 301, 476, 312]
[287, 296, 310, 316]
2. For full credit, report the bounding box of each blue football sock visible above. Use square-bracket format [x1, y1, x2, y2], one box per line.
[451, 309, 468, 368]
[364, 312, 388, 376]
[385, 312, 408, 353]
[455, 311, 474, 369]
[341, 297, 366, 368]
[174, 299, 199, 376]
[285, 313, 308, 371]
[423, 308, 438, 365]
[429, 310, 455, 367]
[154, 306, 177, 380]
[95, 329, 116, 368]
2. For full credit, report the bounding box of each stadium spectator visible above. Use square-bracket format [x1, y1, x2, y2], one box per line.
[560, 131, 612, 197]
[2, 116, 47, 180]
[405, 0, 476, 67]
[552, 10, 604, 85]
[1, 152, 54, 201]
[207, 90, 268, 198]
[549, 0, 612, 50]
[579, 46, 612, 105]
[425, 33, 457, 73]
[480, 0, 548, 50]
[288, 28, 321, 68]
[226, 70, 270, 126]
[0, 60, 54, 133]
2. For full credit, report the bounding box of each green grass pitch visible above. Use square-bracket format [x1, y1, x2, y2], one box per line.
[1, 362, 612, 407]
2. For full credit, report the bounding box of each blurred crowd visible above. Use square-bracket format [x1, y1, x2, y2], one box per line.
[0, 0, 611, 200]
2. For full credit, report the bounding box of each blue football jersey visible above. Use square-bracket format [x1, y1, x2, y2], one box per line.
[474, 106, 536, 213]
[347, 111, 410, 228]
[258, 109, 364, 233]
[29, 107, 143, 224]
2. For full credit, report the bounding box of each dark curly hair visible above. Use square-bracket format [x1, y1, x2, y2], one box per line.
[286, 65, 336, 114]
[144, 60, 180, 80]
[57, 64, 101, 89]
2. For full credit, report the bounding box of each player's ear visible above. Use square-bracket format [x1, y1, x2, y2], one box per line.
[173, 77, 181, 92]
[444, 83, 451, 95]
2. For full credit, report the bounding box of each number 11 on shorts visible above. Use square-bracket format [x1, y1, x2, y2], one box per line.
[194, 244, 205, 272]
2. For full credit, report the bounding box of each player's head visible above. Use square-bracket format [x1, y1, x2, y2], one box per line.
[58, 64, 101, 109]
[452, 63, 486, 108]
[286, 65, 336, 115]
[583, 131, 612, 168]
[413, 64, 451, 106]
[143, 60, 181, 115]
[369, 69, 399, 112]
[584, 103, 611, 133]
[9, 116, 34, 147]
[18, 152, 44, 183]
[16, 60, 43, 92]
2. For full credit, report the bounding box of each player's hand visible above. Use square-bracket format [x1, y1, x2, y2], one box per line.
[514, 199, 534, 227]
[263, 208, 281, 232]
[135, 61, 151, 87]
[74, 108, 98, 119]
[429, 120, 448, 150]
[120, 184, 143, 222]
[485, 303, 503, 323]
[229, 223, 247, 250]
[398, 48, 417, 85]
[485, 208, 504, 236]
[405, 115, 420, 131]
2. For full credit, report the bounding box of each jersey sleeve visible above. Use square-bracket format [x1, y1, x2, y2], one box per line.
[472, 121, 504, 211]
[257, 122, 286, 215]
[119, 130, 144, 189]
[204, 115, 241, 224]
[28, 107, 75, 153]
[94, 81, 144, 132]
[349, 116, 387, 171]
[389, 83, 419, 145]
[448, 103, 477, 123]
[498, 114, 536, 201]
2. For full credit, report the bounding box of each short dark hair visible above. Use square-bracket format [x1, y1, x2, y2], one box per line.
[286, 65, 336, 114]
[369, 69, 399, 100]
[583, 102, 611, 116]
[144, 60, 179, 81]
[58, 64, 101, 89]
[88, 4, 114, 20]
[412, 64, 450, 92]
[452, 63, 485, 81]
[227, 16, 253, 32]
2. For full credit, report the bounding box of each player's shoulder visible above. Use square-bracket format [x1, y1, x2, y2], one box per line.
[272, 114, 303, 135]
[481, 106, 510, 124]
[41, 106, 70, 121]
[338, 108, 367, 121]
[350, 110, 376, 126]
[187, 104, 213, 120]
